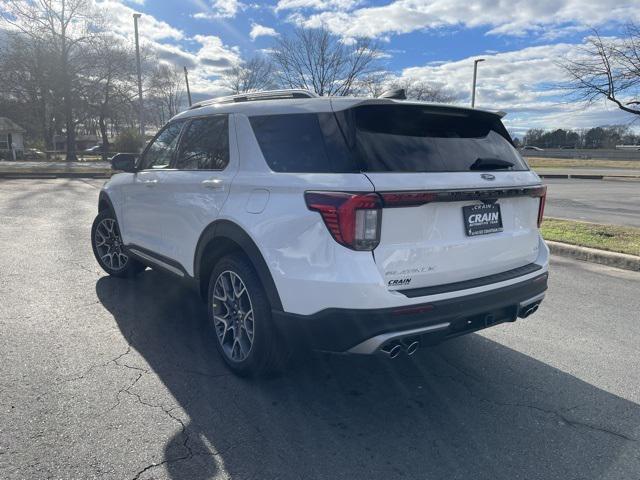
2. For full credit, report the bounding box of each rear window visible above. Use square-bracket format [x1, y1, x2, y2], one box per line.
[337, 105, 528, 173]
[249, 105, 528, 173]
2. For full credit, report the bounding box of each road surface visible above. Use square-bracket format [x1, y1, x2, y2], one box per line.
[544, 177, 640, 227]
[1, 179, 638, 480]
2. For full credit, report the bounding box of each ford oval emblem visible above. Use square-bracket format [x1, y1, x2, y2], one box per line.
[481, 173, 496, 181]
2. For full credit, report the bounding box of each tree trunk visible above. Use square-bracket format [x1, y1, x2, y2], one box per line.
[98, 109, 109, 161]
[61, 27, 77, 162]
[64, 107, 77, 161]
[39, 98, 53, 160]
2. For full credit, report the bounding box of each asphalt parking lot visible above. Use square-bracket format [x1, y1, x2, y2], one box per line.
[1, 179, 639, 480]
[544, 178, 640, 227]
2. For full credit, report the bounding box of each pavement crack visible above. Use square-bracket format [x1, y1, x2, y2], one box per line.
[121, 381, 198, 480]
[59, 344, 143, 385]
[556, 414, 637, 442]
[104, 371, 144, 414]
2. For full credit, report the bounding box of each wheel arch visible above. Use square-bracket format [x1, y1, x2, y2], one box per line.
[194, 220, 283, 311]
[98, 192, 115, 213]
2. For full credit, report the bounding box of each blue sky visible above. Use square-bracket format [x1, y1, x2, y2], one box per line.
[92, 1, 640, 135]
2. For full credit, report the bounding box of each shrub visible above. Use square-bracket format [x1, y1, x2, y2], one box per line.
[113, 129, 144, 153]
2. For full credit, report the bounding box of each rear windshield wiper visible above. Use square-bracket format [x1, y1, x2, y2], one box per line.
[469, 157, 514, 171]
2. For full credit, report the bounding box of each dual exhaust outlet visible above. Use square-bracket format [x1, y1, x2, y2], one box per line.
[519, 303, 539, 319]
[380, 337, 420, 358]
[379, 301, 542, 358]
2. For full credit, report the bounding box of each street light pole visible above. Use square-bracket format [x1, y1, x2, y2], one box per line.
[133, 13, 144, 141]
[471, 58, 485, 108]
[184, 66, 192, 107]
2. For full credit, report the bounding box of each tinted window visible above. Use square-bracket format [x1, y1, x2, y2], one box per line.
[140, 121, 184, 170]
[176, 116, 229, 170]
[336, 105, 528, 172]
[249, 113, 356, 173]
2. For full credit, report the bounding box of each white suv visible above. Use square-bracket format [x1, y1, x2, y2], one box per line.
[91, 89, 549, 376]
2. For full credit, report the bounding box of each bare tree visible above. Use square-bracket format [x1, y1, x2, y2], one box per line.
[271, 26, 379, 96]
[221, 56, 276, 94]
[559, 25, 640, 117]
[1, 0, 103, 160]
[354, 71, 392, 98]
[0, 33, 59, 153]
[146, 64, 185, 127]
[81, 35, 138, 159]
[388, 79, 455, 103]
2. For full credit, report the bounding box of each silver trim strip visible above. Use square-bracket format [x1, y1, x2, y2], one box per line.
[518, 292, 545, 309]
[347, 322, 451, 355]
[129, 248, 185, 277]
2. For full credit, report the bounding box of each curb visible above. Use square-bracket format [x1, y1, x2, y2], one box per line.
[547, 240, 640, 272]
[538, 173, 640, 180]
[0, 171, 110, 179]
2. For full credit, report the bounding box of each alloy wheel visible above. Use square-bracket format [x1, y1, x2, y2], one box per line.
[212, 270, 255, 362]
[94, 217, 128, 271]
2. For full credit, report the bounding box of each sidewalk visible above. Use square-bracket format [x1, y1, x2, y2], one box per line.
[0, 161, 111, 178]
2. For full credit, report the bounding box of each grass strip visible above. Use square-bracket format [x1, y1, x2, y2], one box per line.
[541, 218, 640, 257]
[527, 157, 640, 170]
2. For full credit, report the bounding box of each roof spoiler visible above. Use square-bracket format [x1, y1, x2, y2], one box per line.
[378, 88, 406, 100]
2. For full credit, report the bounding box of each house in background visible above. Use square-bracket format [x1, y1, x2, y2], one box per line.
[53, 133, 100, 152]
[0, 117, 25, 160]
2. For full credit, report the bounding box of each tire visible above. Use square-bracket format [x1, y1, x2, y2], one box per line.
[208, 253, 288, 376]
[91, 209, 145, 278]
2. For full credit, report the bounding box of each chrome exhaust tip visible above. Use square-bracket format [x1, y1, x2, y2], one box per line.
[521, 303, 539, 318]
[401, 338, 420, 356]
[380, 342, 402, 359]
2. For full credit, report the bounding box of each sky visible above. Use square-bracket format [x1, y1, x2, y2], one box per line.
[14, 0, 640, 136]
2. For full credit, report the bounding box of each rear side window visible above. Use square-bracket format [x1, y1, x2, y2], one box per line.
[249, 113, 356, 173]
[176, 115, 229, 170]
[336, 105, 528, 172]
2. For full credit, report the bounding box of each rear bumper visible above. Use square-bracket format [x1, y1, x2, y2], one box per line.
[272, 272, 548, 353]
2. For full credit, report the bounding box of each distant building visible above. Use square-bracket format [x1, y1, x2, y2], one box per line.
[53, 134, 101, 152]
[0, 117, 25, 160]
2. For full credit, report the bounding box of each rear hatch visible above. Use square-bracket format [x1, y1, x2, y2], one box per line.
[333, 103, 544, 293]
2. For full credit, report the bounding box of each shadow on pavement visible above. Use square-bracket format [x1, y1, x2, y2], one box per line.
[96, 270, 639, 480]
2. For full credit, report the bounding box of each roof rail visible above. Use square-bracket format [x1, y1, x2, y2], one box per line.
[190, 89, 318, 109]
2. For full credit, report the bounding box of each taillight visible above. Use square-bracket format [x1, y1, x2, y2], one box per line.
[532, 185, 547, 227]
[305, 191, 382, 251]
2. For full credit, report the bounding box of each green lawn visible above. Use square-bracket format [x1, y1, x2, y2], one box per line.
[541, 218, 640, 257]
[527, 157, 640, 170]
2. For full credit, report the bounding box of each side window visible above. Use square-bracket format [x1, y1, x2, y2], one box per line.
[176, 116, 229, 170]
[140, 121, 184, 170]
[249, 113, 356, 173]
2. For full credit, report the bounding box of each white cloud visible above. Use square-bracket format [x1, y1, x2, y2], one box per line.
[97, 1, 184, 40]
[276, 0, 360, 11]
[394, 41, 639, 132]
[193, 0, 245, 19]
[95, 2, 242, 96]
[293, 0, 640, 40]
[249, 22, 279, 40]
[192, 34, 242, 69]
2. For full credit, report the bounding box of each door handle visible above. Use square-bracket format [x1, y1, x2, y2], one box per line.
[142, 179, 158, 187]
[202, 179, 224, 191]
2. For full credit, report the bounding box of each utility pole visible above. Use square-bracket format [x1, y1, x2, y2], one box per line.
[471, 58, 485, 108]
[133, 13, 144, 141]
[184, 66, 192, 107]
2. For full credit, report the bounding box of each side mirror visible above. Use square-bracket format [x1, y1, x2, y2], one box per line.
[111, 153, 138, 172]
